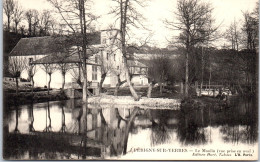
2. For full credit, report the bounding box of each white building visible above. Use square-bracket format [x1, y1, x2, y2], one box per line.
[8, 29, 149, 91]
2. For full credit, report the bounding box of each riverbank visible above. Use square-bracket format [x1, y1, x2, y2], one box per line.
[4, 91, 68, 107]
[180, 95, 240, 113]
[4, 85, 240, 110]
[87, 95, 181, 108]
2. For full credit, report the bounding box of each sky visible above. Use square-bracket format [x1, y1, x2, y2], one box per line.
[8, 0, 259, 48]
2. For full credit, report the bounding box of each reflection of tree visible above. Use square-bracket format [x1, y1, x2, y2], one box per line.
[60, 106, 67, 133]
[115, 108, 127, 128]
[99, 109, 107, 125]
[80, 103, 88, 159]
[58, 101, 67, 133]
[177, 111, 207, 145]
[122, 107, 139, 155]
[28, 102, 35, 132]
[148, 110, 171, 146]
[97, 107, 140, 156]
[14, 106, 19, 133]
[220, 97, 257, 144]
[43, 101, 52, 132]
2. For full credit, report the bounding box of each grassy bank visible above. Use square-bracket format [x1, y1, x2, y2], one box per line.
[4, 91, 68, 107]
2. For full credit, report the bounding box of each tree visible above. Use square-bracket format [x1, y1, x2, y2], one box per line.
[165, 0, 217, 97]
[27, 62, 38, 93]
[41, 64, 57, 95]
[48, 0, 98, 102]
[110, 0, 148, 101]
[3, 0, 15, 31]
[8, 56, 27, 95]
[13, 0, 23, 34]
[25, 9, 39, 36]
[32, 10, 39, 36]
[146, 54, 173, 97]
[110, 63, 129, 96]
[59, 63, 71, 91]
[39, 10, 53, 36]
[242, 6, 258, 50]
[98, 50, 112, 94]
[225, 19, 241, 51]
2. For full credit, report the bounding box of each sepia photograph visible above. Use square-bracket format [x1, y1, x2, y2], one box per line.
[2, 0, 259, 160]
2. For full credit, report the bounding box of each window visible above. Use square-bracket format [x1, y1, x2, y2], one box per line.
[92, 65, 97, 80]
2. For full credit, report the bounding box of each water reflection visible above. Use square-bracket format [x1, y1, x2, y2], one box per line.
[177, 109, 207, 145]
[3, 96, 258, 160]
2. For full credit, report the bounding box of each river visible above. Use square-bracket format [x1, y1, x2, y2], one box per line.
[3, 96, 258, 160]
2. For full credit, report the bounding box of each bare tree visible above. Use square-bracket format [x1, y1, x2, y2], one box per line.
[3, 0, 15, 31]
[13, 0, 23, 34]
[32, 10, 39, 36]
[98, 50, 112, 93]
[8, 56, 27, 95]
[225, 19, 241, 51]
[59, 63, 72, 91]
[41, 64, 57, 95]
[48, 0, 98, 102]
[39, 10, 53, 36]
[70, 63, 83, 87]
[110, 64, 129, 96]
[242, 10, 258, 50]
[145, 54, 173, 97]
[110, 0, 148, 101]
[26, 61, 38, 93]
[25, 9, 39, 36]
[165, 0, 217, 97]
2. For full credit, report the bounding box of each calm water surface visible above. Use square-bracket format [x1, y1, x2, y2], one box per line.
[3, 96, 258, 160]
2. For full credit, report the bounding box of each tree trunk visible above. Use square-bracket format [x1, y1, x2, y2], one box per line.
[15, 77, 19, 95]
[48, 73, 52, 95]
[61, 72, 66, 91]
[79, 0, 88, 103]
[123, 59, 140, 101]
[29, 22, 32, 36]
[114, 74, 127, 96]
[31, 76, 34, 94]
[114, 83, 120, 96]
[15, 23, 18, 34]
[147, 82, 153, 98]
[185, 48, 189, 97]
[99, 73, 106, 94]
[159, 82, 163, 95]
[114, 75, 121, 96]
[82, 77, 88, 102]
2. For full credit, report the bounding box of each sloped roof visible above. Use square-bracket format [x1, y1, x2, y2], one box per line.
[32, 48, 100, 65]
[9, 32, 101, 56]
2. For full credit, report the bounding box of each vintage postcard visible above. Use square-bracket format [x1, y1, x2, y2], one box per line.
[2, 0, 258, 160]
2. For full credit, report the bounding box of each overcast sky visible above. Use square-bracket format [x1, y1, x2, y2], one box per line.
[10, 0, 259, 47]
